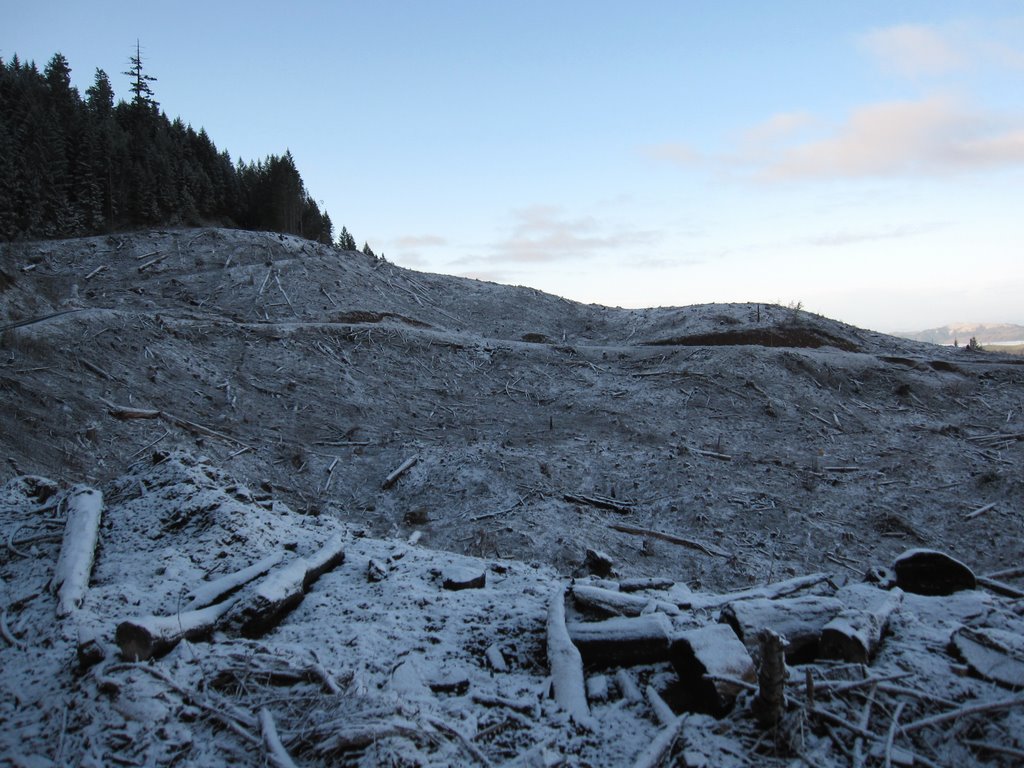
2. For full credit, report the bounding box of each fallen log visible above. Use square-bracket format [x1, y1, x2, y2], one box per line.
[571, 584, 680, 617]
[546, 584, 594, 729]
[719, 594, 843, 663]
[950, 626, 1024, 689]
[116, 598, 238, 661]
[234, 534, 346, 638]
[185, 551, 284, 611]
[681, 572, 831, 611]
[568, 613, 674, 667]
[51, 486, 104, 617]
[819, 589, 904, 664]
[619, 577, 675, 593]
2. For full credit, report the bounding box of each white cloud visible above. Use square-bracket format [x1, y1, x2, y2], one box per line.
[394, 234, 447, 248]
[483, 205, 659, 264]
[740, 111, 815, 147]
[761, 94, 1024, 180]
[861, 24, 965, 77]
[642, 142, 701, 166]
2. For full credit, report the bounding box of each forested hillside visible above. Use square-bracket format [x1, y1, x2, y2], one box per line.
[0, 47, 336, 243]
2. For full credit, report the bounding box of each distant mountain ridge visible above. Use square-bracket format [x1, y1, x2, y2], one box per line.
[894, 322, 1024, 346]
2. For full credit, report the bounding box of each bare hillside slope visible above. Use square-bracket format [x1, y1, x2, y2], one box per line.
[2, 228, 1021, 585]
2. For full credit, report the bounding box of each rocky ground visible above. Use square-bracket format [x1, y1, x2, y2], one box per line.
[1, 228, 1023, 766]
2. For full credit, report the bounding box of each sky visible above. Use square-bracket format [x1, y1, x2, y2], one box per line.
[5, 1, 1024, 332]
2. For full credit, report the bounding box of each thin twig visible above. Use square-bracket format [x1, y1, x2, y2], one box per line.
[903, 695, 1024, 733]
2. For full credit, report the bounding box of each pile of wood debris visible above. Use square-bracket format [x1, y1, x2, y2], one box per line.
[2, 451, 1023, 766]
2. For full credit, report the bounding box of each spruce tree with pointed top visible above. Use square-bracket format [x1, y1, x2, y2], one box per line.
[122, 40, 158, 114]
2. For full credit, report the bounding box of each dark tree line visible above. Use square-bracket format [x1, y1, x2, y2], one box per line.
[0, 49, 339, 245]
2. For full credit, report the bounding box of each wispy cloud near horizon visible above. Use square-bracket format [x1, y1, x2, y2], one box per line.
[466, 204, 660, 265]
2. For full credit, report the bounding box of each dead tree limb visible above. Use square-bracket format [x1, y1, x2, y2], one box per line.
[260, 707, 299, 768]
[137, 252, 171, 272]
[382, 454, 418, 489]
[51, 486, 103, 617]
[609, 522, 730, 558]
[631, 715, 685, 768]
[103, 400, 161, 420]
[564, 493, 636, 514]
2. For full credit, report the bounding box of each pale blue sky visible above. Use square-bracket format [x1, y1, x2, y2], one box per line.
[5, 1, 1024, 331]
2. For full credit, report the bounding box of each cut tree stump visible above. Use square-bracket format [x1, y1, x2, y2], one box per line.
[671, 624, 756, 716]
[584, 547, 615, 577]
[752, 629, 787, 728]
[719, 595, 843, 663]
[818, 589, 904, 664]
[893, 548, 976, 596]
[568, 613, 674, 667]
[51, 486, 104, 617]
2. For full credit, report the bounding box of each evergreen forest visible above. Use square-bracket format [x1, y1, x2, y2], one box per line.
[0, 48, 342, 246]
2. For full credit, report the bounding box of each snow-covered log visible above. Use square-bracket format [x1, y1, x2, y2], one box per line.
[671, 624, 756, 716]
[233, 535, 345, 638]
[571, 584, 679, 617]
[680, 572, 831, 610]
[116, 598, 237, 661]
[185, 551, 284, 611]
[950, 626, 1024, 688]
[618, 577, 674, 593]
[719, 594, 843, 662]
[568, 613, 674, 667]
[51, 486, 103, 617]
[546, 584, 594, 728]
[819, 588, 903, 664]
[302, 533, 347, 588]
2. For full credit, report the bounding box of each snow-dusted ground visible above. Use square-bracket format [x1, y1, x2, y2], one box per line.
[1, 229, 1023, 765]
